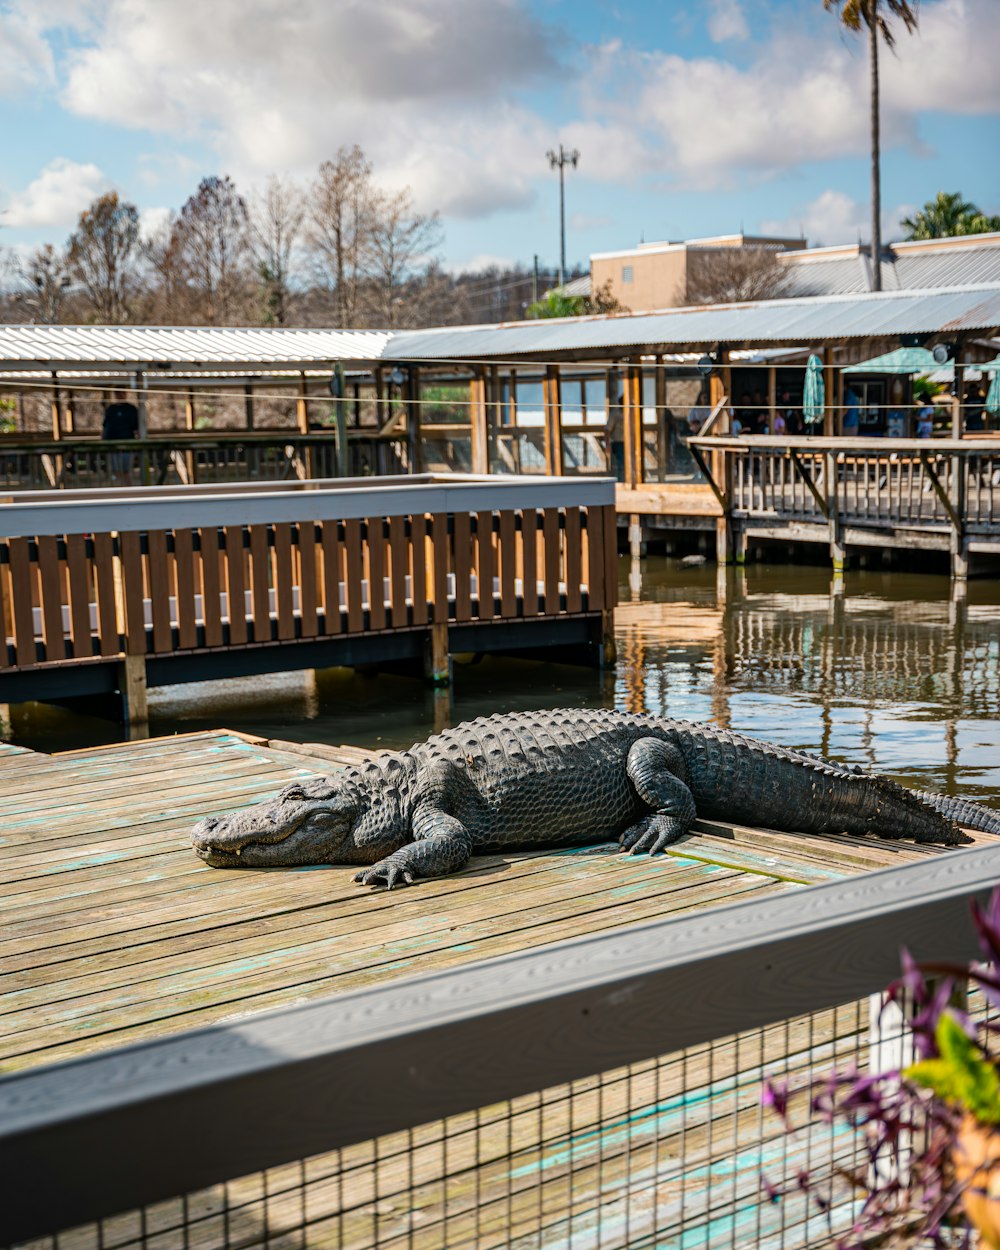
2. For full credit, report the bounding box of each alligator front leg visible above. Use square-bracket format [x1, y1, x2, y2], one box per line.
[620, 737, 697, 855]
[354, 807, 472, 888]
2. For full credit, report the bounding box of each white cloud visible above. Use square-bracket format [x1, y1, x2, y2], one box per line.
[761, 190, 913, 248]
[707, 0, 749, 43]
[0, 7, 55, 96]
[55, 0, 560, 217]
[138, 204, 171, 242]
[1, 158, 110, 229]
[451, 252, 518, 274]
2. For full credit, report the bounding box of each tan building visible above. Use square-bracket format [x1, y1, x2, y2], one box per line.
[591, 233, 805, 311]
[590, 230, 1000, 313]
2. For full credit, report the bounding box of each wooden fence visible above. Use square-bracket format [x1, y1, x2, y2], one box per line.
[690, 435, 1000, 576]
[0, 475, 618, 721]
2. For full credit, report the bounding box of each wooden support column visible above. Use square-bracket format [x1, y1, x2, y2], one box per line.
[654, 358, 668, 481]
[825, 451, 845, 574]
[243, 383, 255, 430]
[50, 373, 63, 441]
[951, 450, 968, 580]
[767, 366, 776, 431]
[119, 653, 149, 738]
[64, 390, 76, 435]
[835, 362, 845, 437]
[296, 373, 309, 435]
[403, 366, 421, 475]
[709, 353, 731, 562]
[489, 364, 501, 475]
[424, 622, 451, 686]
[470, 370, 489, 475]
[374, 367, 385, 433]
[822, 348, 836, 438]
[135, 371, 149, 440]
[621, 364, 644, 488]
[952, 361, 966, 438]
[182, 391, 196, 483]
[543, 365, 563, 476]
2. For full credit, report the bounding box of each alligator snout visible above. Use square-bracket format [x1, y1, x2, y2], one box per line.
[192, 790, 359, 869]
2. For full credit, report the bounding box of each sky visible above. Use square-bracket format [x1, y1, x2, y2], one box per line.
[1, 0, 998, 276]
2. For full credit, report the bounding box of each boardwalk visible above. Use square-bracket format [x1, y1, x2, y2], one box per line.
[4, 729, 997, 1248]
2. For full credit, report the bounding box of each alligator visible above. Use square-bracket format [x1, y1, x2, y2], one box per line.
[191, 709, 1000, 888]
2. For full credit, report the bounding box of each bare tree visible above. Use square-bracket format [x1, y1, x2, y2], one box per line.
[306, 146, 373, 326]
[364, 187, 443, 328]
[684, 247, 791, 306]
[171, 176, 253, 324]
[250, 175, 304, 326]
[67, 192, 141, 323]
[21, 244, 73, 324]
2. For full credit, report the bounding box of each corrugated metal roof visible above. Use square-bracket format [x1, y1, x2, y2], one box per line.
[893, 245, 1000, 290]
[2, 285, 999, 374]
[383, 285, 1000, 361]
[0, 324, 390, 370]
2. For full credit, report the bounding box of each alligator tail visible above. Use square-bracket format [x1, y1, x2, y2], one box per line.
[909, 789, 1000, 837]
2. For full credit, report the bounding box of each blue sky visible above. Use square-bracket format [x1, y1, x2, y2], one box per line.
[1, 0, 998, 276]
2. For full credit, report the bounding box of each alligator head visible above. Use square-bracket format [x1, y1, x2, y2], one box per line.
[192, 776, 361, 868]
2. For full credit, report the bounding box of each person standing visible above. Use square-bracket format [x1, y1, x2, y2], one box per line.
[102, 389, 140, 485]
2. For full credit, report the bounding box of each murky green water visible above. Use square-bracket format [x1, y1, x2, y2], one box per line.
[7, 558, 1000, 804]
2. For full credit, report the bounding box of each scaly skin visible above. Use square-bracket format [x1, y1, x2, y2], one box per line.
[191, 709, 994, 889]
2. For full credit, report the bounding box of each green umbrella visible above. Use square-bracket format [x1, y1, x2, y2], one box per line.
[982, 357, 1000, 417]
[803, 354, 824, 426]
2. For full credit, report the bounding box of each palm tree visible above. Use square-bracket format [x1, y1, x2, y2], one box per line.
[902, 191, 1000, 240]
[823, 0, 918, 291]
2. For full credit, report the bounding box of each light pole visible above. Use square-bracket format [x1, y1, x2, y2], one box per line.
[546, 144, 579, 288]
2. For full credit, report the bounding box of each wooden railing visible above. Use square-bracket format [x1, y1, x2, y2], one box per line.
[690, 436, 1000, 575]
[0, 476, 618, 711]
[0, 432, 410, 490]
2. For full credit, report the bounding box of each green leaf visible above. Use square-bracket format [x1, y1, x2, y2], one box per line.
[905, 1012, 1000, 1124]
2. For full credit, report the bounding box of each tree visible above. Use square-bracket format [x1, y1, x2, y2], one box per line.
[171, 176, 253, 324]
[22, 244, 73, 324]
[902, 191, 1000, 240]
[306, 147, 374, 326]
[824, 0, 918, 291]
[364, 187, 442, 328]
[684, 247, 790, 305]
[67, 191, 141, 323]
[249, 175, 304, 325]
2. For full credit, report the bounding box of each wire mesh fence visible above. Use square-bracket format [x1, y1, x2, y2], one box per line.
[12, 1001, 879, 1250]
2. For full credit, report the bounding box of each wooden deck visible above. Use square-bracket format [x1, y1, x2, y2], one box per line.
[3, 728, 986, 1078]
[4, 731, 996, 1250]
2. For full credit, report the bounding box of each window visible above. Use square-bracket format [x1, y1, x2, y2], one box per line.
[622, 265, 634, 284]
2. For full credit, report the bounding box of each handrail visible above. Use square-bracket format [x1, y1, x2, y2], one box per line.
[692, 434, 1000, 452]
[2, 843, 998, 1241]
[0, 473, 617, 538]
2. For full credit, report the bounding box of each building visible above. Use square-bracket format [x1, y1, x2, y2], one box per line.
[590, 231, 1000, 312]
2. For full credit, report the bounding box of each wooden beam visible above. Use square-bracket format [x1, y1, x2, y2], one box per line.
[767, 365, 776, 431]
[243, 383, 255, 431]
[296, 373, 309, 435]
[622, 365, 644, 488]
[822, 347, 835, 438]
[953, 361, 966, 438]
[470, 370, 488, 475]
[50, 373, 62, 441]
[543, 364, 563, 476]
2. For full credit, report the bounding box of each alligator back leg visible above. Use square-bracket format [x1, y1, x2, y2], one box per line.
[620, 738, 698, 855]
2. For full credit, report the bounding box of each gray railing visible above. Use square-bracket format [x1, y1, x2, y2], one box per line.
[3, 843, 998, 1248]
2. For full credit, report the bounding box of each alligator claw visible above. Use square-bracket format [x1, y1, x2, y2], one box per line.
[354, 861, 416, 889]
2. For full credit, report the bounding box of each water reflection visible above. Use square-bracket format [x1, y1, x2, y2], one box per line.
[6, 558, 999, 804]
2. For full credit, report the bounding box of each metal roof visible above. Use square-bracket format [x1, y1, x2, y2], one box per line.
[843, 346, 944, 374]
[0, 324, 391, 372]
[383, 285, 1000, 362]
[2, 285, 999, 376]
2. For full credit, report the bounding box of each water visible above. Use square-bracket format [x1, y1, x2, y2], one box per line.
[6, 558, 1000, 805]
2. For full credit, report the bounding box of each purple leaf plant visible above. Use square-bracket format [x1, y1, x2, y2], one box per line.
[762, 887, 1000, 1249]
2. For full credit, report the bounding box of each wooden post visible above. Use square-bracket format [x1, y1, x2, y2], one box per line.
[50, 374, 63, 441]
[654, 358, 668, 481]
[489, 364, 501, 475]
[64, 390, 76, 436]
[767, 365, 776, 431]
[543, 364, 563, 476]
[296, 373, 309, 435]
[406, 366, 422, 475]
[951, 448, 968, 580]
[135, 371, 149, 440]
[622, 365, 644, 488]
[183, 391, 196, 484]
[119, 653, 149, 738]
[835, 362, 845, 437]
[243, 383, 255, 431]
[826, 450, 845, 574]
[424, 622, 451, 686]
[709, 356, 731, 562]
[823, 348, 836, 438]
[470, 370, 488, 475]
[952, 362, 966, 438]
[374, 367, 385, 433]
